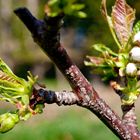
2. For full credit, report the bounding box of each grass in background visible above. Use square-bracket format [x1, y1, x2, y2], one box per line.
[0, 110, 118, 140]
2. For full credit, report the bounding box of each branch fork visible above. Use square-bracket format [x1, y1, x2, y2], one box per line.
[14, 6, 140, 140]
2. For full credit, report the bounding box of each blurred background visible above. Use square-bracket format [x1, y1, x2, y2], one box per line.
[0, 0, 140, 140]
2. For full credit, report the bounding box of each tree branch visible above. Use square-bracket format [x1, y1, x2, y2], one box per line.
[14, 7, 137, 139]
[122, 104, 140, 139]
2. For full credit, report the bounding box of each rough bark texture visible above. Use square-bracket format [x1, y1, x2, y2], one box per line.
[122, 105, 140, 140]
[30, 86, 79, 107]
[14, 7, 140, 139]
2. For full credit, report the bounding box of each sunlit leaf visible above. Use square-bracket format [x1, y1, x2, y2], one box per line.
[0, 59, 14, 75]
[133, 20, 140, 34]
[45, 0, 87, 18]
[111, 0, 135, 46]
[101, 0, 121, 48]
[71, 4, 85, 11]
[74, 11, 87, 18]
[92, 44, 117, 56]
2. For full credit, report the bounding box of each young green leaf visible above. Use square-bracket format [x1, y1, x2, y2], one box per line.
[45, 0, 87, 18]
[0, 59, 14, 75]
[111, 0, 135, 46]
[101, 0, 121, 48]
[92, 44, 117, 56]
[133, 20, 140, 34]
[71, 4, 85, 11]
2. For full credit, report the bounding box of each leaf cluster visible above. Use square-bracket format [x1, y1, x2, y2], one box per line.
[0, 59, 43, 133]
[85, 0, 140, 105]
[45, 0, 87, 18]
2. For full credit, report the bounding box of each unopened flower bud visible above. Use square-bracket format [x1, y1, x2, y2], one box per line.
[126, 63, 137, 76]
[133, 31, 140, 43]
[0, 113, 19, 133]
[130, 47, 140, 62]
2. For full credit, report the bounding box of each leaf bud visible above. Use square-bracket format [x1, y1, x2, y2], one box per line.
[0, 113, 19, 133]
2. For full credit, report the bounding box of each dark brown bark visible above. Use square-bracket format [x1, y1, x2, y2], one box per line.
[14, 7, 139, 139]
[30, 85, 79, 107]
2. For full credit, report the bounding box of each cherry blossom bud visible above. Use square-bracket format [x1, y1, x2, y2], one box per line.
[126, 63, 137, 76]
[133, 31, 140, 43]
[130, 47, 140, 62]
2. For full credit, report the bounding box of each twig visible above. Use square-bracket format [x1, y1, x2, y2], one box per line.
[14, 7, 137, 139]
[30, 86, 79, 108]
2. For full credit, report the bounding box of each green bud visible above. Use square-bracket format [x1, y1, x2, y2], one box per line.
[0, 113, 19, 133]
[122, 92, 138, 105]
[34, 104, 45, 114]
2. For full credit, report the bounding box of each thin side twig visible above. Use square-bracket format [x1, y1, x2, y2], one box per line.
[30, 86, 79, 108]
